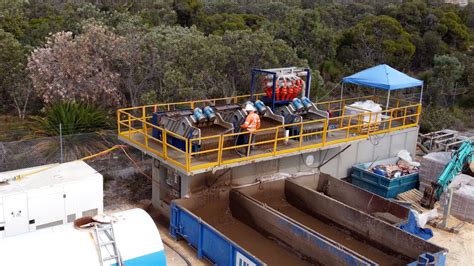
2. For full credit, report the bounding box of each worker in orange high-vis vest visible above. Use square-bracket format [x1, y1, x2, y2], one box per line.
[241, 103, 261, 156]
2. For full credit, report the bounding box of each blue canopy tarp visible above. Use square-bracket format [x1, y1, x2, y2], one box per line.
[342, 64, 423, 90]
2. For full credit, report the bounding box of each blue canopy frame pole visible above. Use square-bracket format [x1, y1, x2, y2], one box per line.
[386, 90, 391, 111]
[340, 83, 344, 115]
[420, 85, 424, 104]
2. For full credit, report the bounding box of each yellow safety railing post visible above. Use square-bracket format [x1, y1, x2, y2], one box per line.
[346, 116, 352, 139]
[218, 135, 223, 165]
[273, 127, 279, 155]
[403, 106, 408, 126]
[373, 112, 379, 134]
[415, 104, 421, 125]
[322, 119, 328, 146]
[163, 130, 168, 160]
[299, 122, 304, 148]
[339, 106, 345, 128]
[358, 113, 363, 134]
[144, 121, 149, 149]
[389, 109, 393, 130]
[367, 112, 372, 136]
[117, 111, 121, 135]
[186, 139, 190, 172]
[246, 132, 252, 157]
[128, 114, 131, 139]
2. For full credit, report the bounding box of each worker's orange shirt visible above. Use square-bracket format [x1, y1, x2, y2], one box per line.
[241, 113, 261, 132]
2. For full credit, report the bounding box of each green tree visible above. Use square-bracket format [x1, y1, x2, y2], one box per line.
[0, 29, 31, 118]
[222, 30, 306, 96]
[0, 0, 28, 39]
[337, 15, 416, 70]
[437, 11, 470, 50]
[173, 0, 202, 27]
[428, 55, 464, 106]
[126, 26, 231, 103]
[384, 0, 428, 33]
[265, 8, 336, 69]
[198, 13, 249, 35]
[198, 13, 264, 35]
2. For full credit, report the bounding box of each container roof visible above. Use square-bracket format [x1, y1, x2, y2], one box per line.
[0, 161, 101, 195]
[342, 64, 423, 91]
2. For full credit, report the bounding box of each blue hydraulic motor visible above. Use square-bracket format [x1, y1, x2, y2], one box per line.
[203, 106, 216, 122]
[193, 108, 206, 123]
[301, 97, 313, 110]
[292, 98, 305, 112]
[254, 100, 267, 115]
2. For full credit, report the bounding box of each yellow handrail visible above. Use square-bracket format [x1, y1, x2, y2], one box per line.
[117, 95, 422, 173]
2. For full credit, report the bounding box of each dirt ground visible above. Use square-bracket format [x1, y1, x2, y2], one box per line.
[427, 216, 474, 266]
[103, 171, 152, 211]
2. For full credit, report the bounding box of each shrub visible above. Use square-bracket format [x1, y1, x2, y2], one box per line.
[420, 107, 458, 133]
[33, 102, 109, 136]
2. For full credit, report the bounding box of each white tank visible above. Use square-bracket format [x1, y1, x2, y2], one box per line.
[0, 208, 166, 266]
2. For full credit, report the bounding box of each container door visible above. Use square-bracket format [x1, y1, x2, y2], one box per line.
[27, 186, 65, 230]
[3, 193, 29, 237]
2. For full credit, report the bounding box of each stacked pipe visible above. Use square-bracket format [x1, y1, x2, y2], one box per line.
[264, 75, 304, 101]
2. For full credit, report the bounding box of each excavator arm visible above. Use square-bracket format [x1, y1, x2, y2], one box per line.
[421, 140, 473, 209]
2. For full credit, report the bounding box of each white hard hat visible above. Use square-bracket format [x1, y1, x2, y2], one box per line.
[245, 103, 256, 112]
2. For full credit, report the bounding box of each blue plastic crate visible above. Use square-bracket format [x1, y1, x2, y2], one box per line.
[351, 157, 419, 198]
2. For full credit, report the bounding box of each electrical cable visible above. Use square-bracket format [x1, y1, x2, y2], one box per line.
[161, 240, 192, 266]
[317, 81, 342, 102]
[233, 125, 246, 158]
[316, 144, 352, 170]
[206, 168, 231, 188]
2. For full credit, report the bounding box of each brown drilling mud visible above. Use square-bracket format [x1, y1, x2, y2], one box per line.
[200, 124, 229, 137]
[192, 199, 310, 266]
[256, 118, 284, 146]
[251, 186, 408, 266]
[199, 125, 231, 151]
[260, 118, 281, 129]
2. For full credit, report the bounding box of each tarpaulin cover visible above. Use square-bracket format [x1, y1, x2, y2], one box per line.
[342, 64, 423, 90]
[399, 211, 433, 240]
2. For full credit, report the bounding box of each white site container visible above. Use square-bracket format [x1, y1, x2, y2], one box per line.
[0, 161, 103, 238]
[0, 208, 166, 266]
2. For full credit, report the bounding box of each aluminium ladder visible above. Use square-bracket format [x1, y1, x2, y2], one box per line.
[93, 222, 123, 266]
